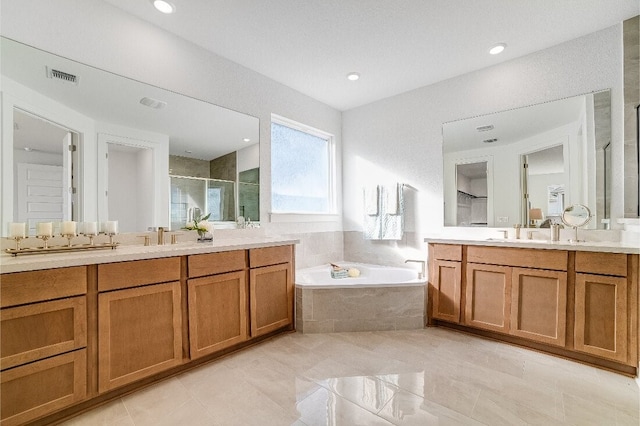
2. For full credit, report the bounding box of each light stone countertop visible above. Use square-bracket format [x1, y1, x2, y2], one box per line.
[0, 236, 299, 274]
[424, 236, 640, 254]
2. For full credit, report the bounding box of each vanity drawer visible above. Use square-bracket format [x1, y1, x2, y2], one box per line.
[432, 244, 462, 261]
[1, 266, 87, 308]
[188, 250, 247, 278]
[1, 296, 87, 370]
[467, 246, 567, 271]
[575, 252, 627, 277]
[249, 245, 292, 268]
[1, 349, 87, 426]
[98, 257, 181, 292]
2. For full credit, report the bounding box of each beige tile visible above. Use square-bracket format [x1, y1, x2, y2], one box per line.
[61, 399, 131, 426]
[471, 389, 563, 426]
[562, 393, 620, 425]
[197, 379, 301, 425]
[378, 389, 483, 425]
[333, 318, 397, 332]
[299, 319, 335, 333]
[317, 375, 400, 414]
[134, 398, 215, 426]
[67, 328, 637, 426]
[296, 387, 393, 425]
[122, 377, 193, 425]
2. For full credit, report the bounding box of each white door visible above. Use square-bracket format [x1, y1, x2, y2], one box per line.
[17, 163, 65, 233]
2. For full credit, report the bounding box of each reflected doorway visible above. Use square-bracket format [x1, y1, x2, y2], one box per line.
[455, 162, 488, 226]
[13, 108, 77, 233]
[521, 144, 566, 227]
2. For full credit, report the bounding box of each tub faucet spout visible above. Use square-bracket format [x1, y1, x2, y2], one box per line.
[405, 259, 425, 279]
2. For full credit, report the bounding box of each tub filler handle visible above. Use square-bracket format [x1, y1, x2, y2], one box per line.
[404, 259, 425, 280]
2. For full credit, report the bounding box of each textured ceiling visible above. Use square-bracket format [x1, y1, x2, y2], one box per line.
[100, 1, 640, 110]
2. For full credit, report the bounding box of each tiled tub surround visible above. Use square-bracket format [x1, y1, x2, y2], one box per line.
[296, 263, 426, 333]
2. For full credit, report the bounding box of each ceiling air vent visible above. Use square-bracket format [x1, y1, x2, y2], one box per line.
[483, 138, 498, 144]
[46, 66, 79, 85]
[475, 124, 494, 132]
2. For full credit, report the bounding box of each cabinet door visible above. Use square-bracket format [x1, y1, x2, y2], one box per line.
[98, 282, 182, 393]
[510, 268, 567, 346]
[431, 260, 461, 323]
[465, 263, 511, 333]
[188, 271, 248, 359]
[1, 296, 86, 370]
[249, 263, 293, 337]
[574, 273, 628, 363]
[1, 349, 86, 426]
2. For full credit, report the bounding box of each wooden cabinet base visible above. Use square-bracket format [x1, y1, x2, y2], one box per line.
[1, 350, 87, 426]
[433, 321, 637, 376]
[98, 282, 183, 393]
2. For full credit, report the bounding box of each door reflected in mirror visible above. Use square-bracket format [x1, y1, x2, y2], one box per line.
[455, 162, 487, 226]
[521, 144, 567, 227]
[12, 108, 78, 233]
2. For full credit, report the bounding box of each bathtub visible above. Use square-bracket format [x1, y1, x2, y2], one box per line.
[295, 263, 427, 333]
[296, 263, 424, 289]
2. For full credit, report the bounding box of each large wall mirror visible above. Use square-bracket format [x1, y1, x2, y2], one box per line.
[1, 37, 259, 235]
[443, 90, 611, 230]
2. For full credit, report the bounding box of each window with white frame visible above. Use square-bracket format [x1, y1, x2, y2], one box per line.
[271, 115, 335, 214]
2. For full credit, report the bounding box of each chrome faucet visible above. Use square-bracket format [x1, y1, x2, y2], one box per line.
[405, 259, 426, 279]
[157, 227, 166, 245]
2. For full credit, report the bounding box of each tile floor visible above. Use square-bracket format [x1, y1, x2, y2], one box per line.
[63, 328, 639, 425]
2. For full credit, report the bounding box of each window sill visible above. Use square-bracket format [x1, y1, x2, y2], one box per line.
[269, 213, 340, 223]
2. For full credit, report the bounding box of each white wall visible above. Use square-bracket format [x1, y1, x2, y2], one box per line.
[343, 23, 624, 262]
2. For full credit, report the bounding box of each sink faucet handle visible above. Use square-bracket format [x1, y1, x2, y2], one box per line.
[499, 230, 508, 239]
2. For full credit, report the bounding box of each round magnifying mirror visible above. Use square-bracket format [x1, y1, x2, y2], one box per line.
[561, 204, 591, 242]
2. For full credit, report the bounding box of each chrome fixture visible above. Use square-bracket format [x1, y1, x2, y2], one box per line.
[405, 259, 426, 280]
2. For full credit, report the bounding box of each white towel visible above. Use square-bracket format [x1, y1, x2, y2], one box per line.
[380, 184, 404, 240]
[383, 183, 401, 215]
[363, 185, 379, 215]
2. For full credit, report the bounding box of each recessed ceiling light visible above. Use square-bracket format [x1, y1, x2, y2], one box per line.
[23, 147, 33, 151]
[489, 43, 506, 55]
[243, 138, 251, 142]
[151, 0, 175, 14]
[346, 72, 360, 81]
[184, 150, 192, 154]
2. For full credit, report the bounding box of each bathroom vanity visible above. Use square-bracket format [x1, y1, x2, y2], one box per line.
[0, 238, 295, 426]
[426, 238, 639, 376]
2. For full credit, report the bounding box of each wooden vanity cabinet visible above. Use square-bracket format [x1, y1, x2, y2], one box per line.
[428, 242, 639, 374]
[249, 245, 294, 337]
[465, 263, 512, 333]
[97, 258, 182, 393]
[510, 268, 567, 347]
[0, 267, 88, 426]
[430, 244, 462, 323]
[464, 246, 568, 344]
[574, 252, 631, 363]
[187, 251, 248, 359]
